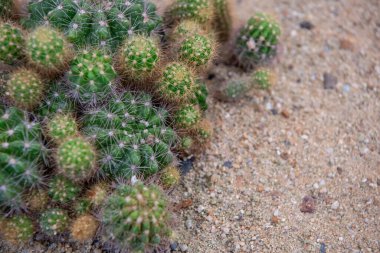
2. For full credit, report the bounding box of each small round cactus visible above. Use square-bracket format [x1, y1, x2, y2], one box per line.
[102, 183, 171, 251]
[235, 13, 281, 67]
[25, 25, 73, 75]
[253, 68, 277, 89]
[158, 62, 196, 103]
[39, 208, 70, 236]
[174, 104, 201, 129]
[5, 68, 45, 110]
[70, 214, 99, 242]
[178, 34, 215, 68]
[170, 0, 214, 26]
[68, 49, 116, 106]
[47, 113, 78, 143]
[48, 176, 80, 203]
[170, 20, 203, 43]
[56, 136, 97, 181]
[25, 189, 49, 211]
[1, 216, 34, 245]
[161, 166, 181, 189]
[215, 75, 253, 102]
[0, 22, 25, 64]
[119, 35, 160, 81]
[180, 136, 194, 152]
[86, 182, 108, 207]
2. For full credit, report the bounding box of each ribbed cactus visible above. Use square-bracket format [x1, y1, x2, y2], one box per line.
[81, 92, 176, 179]
[23, 0, 162, 49]
[178, 33, 215, 68]
[0, 106, 46, 210]
[213, 0, 232, 41]
[235, 13, 281, 67]
[1, 216, 34, 245]
[157, 62, 196, 103]
[5, 68, 45, 110]
[56, 136, 97, 181]
[102, 183, 171, 251]
[170, 0, 214, 26]
[39, 208, 70, 236]
[253, 68, 276, 89]
[25, 25, 73, 75]
[119, 35, 160, 81]
[0, 22, 25, 64]
[70, 214, 99, 242]
[68, 49, 116, 106]
[161, 166, 181, 189]
[174, 104, 201, 129]
[47, 113, 78, 143]
[48, 176, 80, 203]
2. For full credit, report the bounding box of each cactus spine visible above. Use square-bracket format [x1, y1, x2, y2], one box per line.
[0, 22, 25, 64]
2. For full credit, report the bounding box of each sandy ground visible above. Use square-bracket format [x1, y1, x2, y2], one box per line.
[169, 0, 380, 252]
[1, 0, 380, 252]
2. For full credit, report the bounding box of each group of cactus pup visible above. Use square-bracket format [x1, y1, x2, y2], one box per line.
[0, 0, 281, 252]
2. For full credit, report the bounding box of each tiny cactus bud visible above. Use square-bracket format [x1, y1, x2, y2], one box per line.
[252, 68, 277, 90]
[161, 166, 181, 189]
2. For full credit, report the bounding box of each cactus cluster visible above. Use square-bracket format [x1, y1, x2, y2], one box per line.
[102, 183, 170, 251]
[23, 0, 162, 49]
[0, 22, 24, 64]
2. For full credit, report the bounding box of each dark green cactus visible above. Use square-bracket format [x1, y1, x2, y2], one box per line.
[39, 208, 70, 236]
[235, 13, 281, 67]
[5, 68, 45, 110]
[170, 0, 214, 26]
[102, 183, 171, 251]
[25, 25, 73, 75]
[0, 106, 46, 210]
[1, 215, 34, 245]
[46, 113, 78, 143]
[119, 35, 160, 81]
[68, 49, 116, 106]
[48, 176, 80, 203]
[81, 91, 176, 179]
[56, 136, 97, 181]
[23, 0, 162, 49]
[0, 22, 25, 64]
[174, 104, 201, 129]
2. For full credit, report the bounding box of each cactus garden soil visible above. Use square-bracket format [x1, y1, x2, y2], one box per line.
[1, 0, 380, 252]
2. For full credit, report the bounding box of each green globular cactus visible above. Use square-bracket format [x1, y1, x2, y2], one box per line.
[157, 62, 196, 103]
[68, 49, 116, 106]
[23, 0, 162, 49]
[56, 136, 97, 181]
[39, 208, 70, 236]
[102, 183, 171, 251]
[1, 216, 34, 246]
[47, 113, 78, 143]
[213, 0, 232, 42]
[0, 22, 25, 64]
[0, 0, 13, 18]
[174, 104, 201, 129]
[235, 13, 281, 67]
[170, 0, 214, 26]
[178, 34, 215, 68]
[191, 81, 208, 111]
[25, 25, 73, 75]
[5, 68, 45, 110]
[160, 166, 181, 189]
[119, 35, 160, 81]
[170, 20, 203, 43]
[81, 91, 176, 179]
[48, 176, 80, 203]
[0, 106, 46, 210]
[253, 68, 276, 90]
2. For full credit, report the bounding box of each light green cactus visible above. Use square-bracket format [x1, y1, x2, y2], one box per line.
[46, 113, 78, 143]
[0, 22, 25, 64]
[174, 104, 201, 129]
[252, 68, 276, 89]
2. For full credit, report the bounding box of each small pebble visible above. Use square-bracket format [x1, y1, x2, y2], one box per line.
[331, 201, 339, 210]
[185, 219, 193, 229]
[170, 242, 179, 251]
[323, 72, 338, 89]
[179, 244, 188, 252]
[300, 196, 317, 213]
[300, 21, 314, 30]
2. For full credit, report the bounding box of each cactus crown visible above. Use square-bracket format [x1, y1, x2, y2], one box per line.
[81, 91, 176, 179]
[174, 104, 201, 129]
[70, 214, 99, 242]
[47, 113, 78, 143]
[179, 34, 214, 68]
[48, 176, 80, 203]
[0, 22, 25, 64]
[5, 69, 45, 110]
[102, 183, 170, 251]
[39, 208, 70, 236]
[236, 13, 281, 67]
[161, 166, 181, 189]
[170, 20, 202, 42]
[0, 106, 46, 210]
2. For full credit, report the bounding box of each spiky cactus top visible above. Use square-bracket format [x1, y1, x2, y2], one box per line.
[48, 176, 80, 203]
[56, 136, 97, 181]
[170, 20, 203, 43]
[39, 208, 70, 236]
[81, 91, 176, 179]
[253, 68, 276, 89]
[25, 25, 73, 75]
[236, 13, 281, 67]
[5, 69, 45, 110]
[47, 113, 78, 143]
[157, 62, 196, 103]
[174, 104, 201, 129]
[0, 106, 46, 210]
[23, 0, 162, 49]
[119, 35, 160, 81]
[170, 0, 214, 26]
[178, 33, 214, 68]
[68, 49, 116, 106]
[0, 22, 25, 64]
[102, 183, 170, 251]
